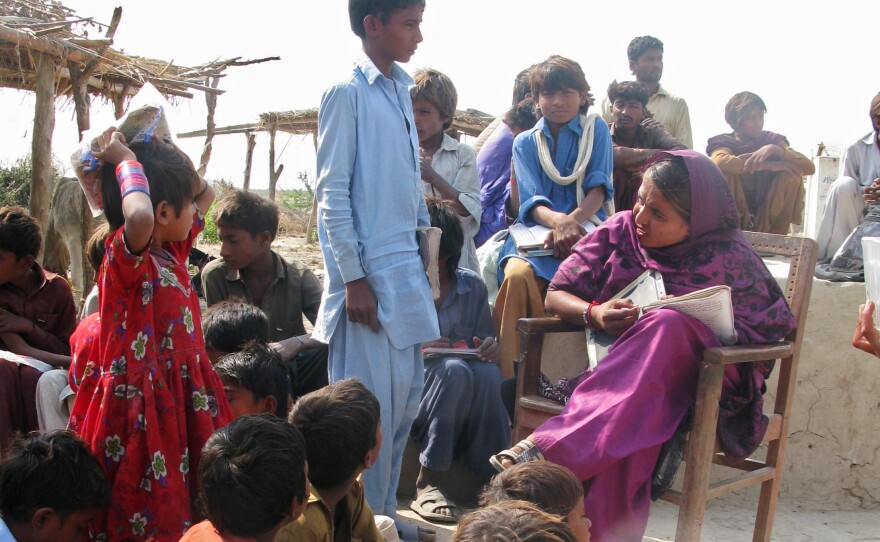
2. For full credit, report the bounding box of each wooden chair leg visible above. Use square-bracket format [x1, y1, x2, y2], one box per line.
[752, 439, 784, 542]
[675, 362, 725, 542]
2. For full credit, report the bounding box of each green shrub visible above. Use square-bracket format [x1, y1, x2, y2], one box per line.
[0, 156, 34, 207]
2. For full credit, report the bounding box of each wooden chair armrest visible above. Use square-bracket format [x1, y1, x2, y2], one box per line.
[517, 317, 583, 335]
[703, 342, 793, 365]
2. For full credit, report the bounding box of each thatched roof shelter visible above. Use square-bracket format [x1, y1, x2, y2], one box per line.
[0, 0, 277, 226]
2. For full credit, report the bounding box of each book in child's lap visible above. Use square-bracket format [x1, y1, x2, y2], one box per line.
[587, 270, 736, 369]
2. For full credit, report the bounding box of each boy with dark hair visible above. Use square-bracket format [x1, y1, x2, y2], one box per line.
[412, 68, 481, 272]
[312, 0, 439, 518]
[493, 55, 613, 377]
[0, 206, 77, 452]
[0, 430, 110, 542]
[276, 378, 384, 542]
[601, 35, 693, 149]
[201, 300, 271, 362]
[607, 80, 686, 211]
[201, 188, 328, 398]
[181, 414, 309, 542]
[408, 199, 509, 523]
[214, 343, 291, 419]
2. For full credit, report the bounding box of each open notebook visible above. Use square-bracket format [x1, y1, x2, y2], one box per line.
[587, 270, 736, 369]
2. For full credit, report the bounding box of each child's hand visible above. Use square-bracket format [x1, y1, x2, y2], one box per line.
[345, 278, 379, 332]
[474, 336, 499, 363]
[94, 127, 136, 165]
[0, 308, 34, 335]
[419, 148, 436, 180]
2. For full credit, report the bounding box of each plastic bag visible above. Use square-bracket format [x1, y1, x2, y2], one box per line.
[70, 83, 176, 216]
[814, 205, 880, 282]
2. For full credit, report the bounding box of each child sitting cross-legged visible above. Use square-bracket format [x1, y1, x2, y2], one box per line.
[180, 414, 309, 542]
[480, 461, 591, 542]
[0, 430, 110, 542]
[275, 378, 386, 542]
[214, 342, 291, 419]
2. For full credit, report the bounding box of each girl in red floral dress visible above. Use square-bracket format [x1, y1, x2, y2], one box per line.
[69, 129, 231, 541]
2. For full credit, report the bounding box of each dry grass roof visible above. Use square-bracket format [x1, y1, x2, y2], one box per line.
[0, 0, 276, 103]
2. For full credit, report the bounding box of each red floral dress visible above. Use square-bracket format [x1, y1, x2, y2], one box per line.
[69, 214, 231, 542]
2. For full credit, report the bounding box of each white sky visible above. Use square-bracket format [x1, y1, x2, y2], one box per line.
[1, 0, 876, 190]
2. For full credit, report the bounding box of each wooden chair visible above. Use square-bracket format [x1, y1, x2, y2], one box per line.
[511, 232, 817, 542]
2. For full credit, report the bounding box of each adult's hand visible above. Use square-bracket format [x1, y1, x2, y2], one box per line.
[743, 144, 784, 173]
[864, 178, 880, 205]
[474, 336, 500, 363]
[591, 298, 640, 336]
[853, 302, 880, 356]
[345, 278, 379, 332]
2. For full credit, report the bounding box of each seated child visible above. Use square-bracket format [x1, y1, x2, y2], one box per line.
[480, 461, 591, 542]
[408, 198, 510, 523]
[707, 91, 815, 234]
[493, 56, 613, 377]
[200, 189, 328, 399]
[0, 430, 110, 542]
[79, 222, 111, 320]
[452, 500, 578, 542]
[412, 68, 481, 272]
[214, 343, 291, 419]
[201, 300, 271, 363]
[180, 414, 309, 542]
[275, 378, 384, 542]
[0, 206, 77, 451]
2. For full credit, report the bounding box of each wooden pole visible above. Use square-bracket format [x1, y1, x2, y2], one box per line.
[30, 53, 56, 231]
[243, 131, 256, 191]
[268, 126, 283, 201]
[198, 76, 220, 177]
[306, 131, 319, 243]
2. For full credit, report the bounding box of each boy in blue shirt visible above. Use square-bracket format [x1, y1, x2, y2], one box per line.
[311, 0, 440, 518]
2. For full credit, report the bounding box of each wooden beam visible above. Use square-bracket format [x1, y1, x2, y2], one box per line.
[177, 123, 261, 138]
[29, 52, 55, 232]
[243, 131, 256, 191]
[198, 75, 220, 176]
[0, 24, 97, 64]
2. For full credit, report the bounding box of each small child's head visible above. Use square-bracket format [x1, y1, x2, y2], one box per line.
[411, 68, 458, 143]
[530, 56, 591, 124]
[215, 342, 291, 419]
[198, 414, 309, 539]
[0, 430, 110, 542]
[288, 378, 381, 490]
[100, 138, 199, 233]
[0, 206, 42, 284]
[453, 500, 579, 542]
[201, 300, 270, 362]
[480, 461, 590, 542]
[212, 189, 278, 271]
[512, 65, 535, 107]
[724, 91, 767, 137]
[427, 197, 463, 278]
[503, 97, 539, 137]
[349, 0, 426, 39]
[86, 222, 111, 276]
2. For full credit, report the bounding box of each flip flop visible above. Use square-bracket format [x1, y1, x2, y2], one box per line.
[409, 487, 460, 524]
[489, 438, 544, 473]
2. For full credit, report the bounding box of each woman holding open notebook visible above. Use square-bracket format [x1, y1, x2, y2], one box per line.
[490, 150, 796, 542]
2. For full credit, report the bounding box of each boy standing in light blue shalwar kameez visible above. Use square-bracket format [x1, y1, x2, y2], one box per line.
[311, 0, 439, 519]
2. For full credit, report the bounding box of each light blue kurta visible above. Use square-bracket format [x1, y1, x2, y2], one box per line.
[313, 55, 440, 517]
[497, 115, 614, 283]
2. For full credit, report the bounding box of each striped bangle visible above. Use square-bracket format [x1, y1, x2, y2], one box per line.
[116, 160, 150, 199]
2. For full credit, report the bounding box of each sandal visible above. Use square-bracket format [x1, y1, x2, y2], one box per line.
[409, 487, 460, 524]
[489, 439, 544, 473]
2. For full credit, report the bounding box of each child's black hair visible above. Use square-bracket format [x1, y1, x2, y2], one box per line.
[201, 300, 270, 356]
[530, 56, 591, 115]
[0, 206, 42, 260]
[426, 197, 463, 277]
[480, 461, 583, 517]
[453, 500, 578, 542]
[212, 188, 279, 241]
[411, 68, 458, 131]
[512, 65, 535, 107]
[0, 430, 110, 523]
[198, 414, 308, 537]
[215, 343, 291, 419]
[503, 97, 538, 134]
[288, 378, 380, 489]
[348, 0, 426, 39]
[100, 138, 200, 231]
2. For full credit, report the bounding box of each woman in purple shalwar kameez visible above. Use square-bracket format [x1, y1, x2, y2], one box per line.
[491, 150, 796, 542]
